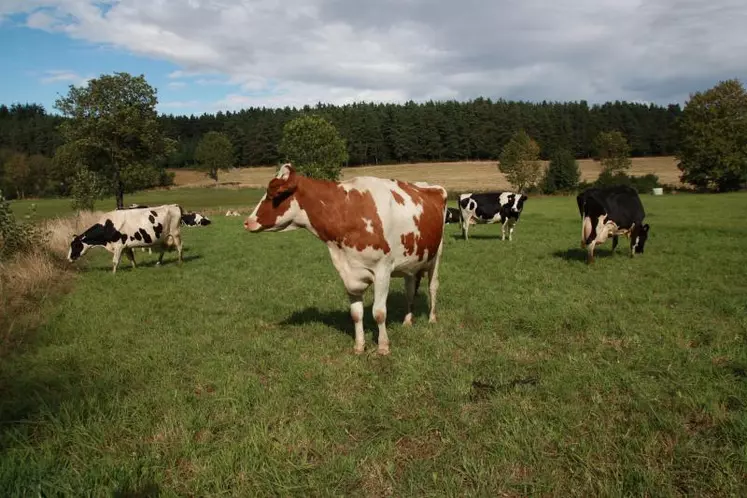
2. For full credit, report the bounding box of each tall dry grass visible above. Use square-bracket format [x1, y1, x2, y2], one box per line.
[0, 210, 103, 355]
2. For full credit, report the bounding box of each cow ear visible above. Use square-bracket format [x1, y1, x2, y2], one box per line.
[267, 167, 298, 198]
[643, 224, 650, 232]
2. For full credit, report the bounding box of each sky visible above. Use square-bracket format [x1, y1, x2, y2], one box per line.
[1, 0, 746, 116]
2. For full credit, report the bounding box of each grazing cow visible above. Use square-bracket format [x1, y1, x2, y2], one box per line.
[577, 185, 650, 264]
[181, 212, 212, 226]
[244, 164, 448, 355]
[445, 207, 460, 224]
[444, 207, 475, 225]
[458, 191, 528, 241]
[68, 204, 184, 273]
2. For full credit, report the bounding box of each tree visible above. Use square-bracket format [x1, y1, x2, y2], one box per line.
[498, 130, 542, 192]
[194, 131, 235, 181]
[594, 130, 632, 174]
[54, 72, 176, 208]
[278, 115, 348, 180]
[2, 152, 31, 199]
[542, 148, 581, 193]
[676, 79, 747, 192]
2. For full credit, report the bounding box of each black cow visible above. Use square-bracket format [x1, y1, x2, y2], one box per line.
[458, 191, 528, 240]
[577, 185, 650, 264]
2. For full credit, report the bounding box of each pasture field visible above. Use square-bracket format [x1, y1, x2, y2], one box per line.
[169, 156, 683, 191]
[9, 187, 264, 221]
[2, 191, 747, 496]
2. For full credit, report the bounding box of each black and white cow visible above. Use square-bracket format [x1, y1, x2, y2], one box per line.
[445, 207, 460, 224]
[181, 212, 212, 226]
[458, 192, 528, 241]
[67, 204, 184, 273]
[577, 185, 650, 264]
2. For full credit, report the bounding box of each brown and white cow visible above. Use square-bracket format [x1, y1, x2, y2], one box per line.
[244, 164, 448, 355]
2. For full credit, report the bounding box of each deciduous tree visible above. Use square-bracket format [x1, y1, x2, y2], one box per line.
[278, 115, 348, 180]
[194, 131, 235, 181]
[594, 130, 632, 174]
[498, 130, 542, 192]
[676, 79, 747, 192]
[54, 72, 175, 208]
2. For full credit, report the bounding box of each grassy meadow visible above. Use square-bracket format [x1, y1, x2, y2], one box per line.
[2, 186, 747, 496]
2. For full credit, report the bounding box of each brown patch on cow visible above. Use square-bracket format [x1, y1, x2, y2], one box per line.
[296, 176, 391, 253]
[391, 190, 405, 205]
[396, 181, 447, 261]
[400, 231, 416, 256]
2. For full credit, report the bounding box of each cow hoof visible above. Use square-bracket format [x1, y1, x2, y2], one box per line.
[429, 315, 437, 324]
[353, 345, 365, 355]
[377, 346, 391, 356]
[403, 316, 413, 326]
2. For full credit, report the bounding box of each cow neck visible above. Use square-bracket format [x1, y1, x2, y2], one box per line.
[292, 175, 339, 236]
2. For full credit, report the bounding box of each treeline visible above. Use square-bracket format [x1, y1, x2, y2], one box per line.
[2, 99, 681, 172]
[161, 99, 682, 168]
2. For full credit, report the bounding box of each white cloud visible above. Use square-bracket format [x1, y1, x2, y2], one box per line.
[10, 0, 747, 110]
[40, 69, 91, 86]
[168, 81, 186, 89]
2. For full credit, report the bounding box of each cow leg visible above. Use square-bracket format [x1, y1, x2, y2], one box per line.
[462, 214, 472, 240]
[586, 241, 597, 264]
[581, 216, 592, 249]
[157, 246, 165, 266]
[427, 241, 444, 323]
[174, 234, 184, 265]
[349, 293, 365, 354]
[403, 274, 417, 326]
[124, 248, 137, 268]
[612, 235, 619, 253]
[501, 219, 507, 240]
[507, 219, 516, 241]
[372, 271, 391, 355]
[112, 247, 124, 274]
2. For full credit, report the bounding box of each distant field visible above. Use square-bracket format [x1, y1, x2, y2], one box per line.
[170, 156, 683, 191]
[2, 192, 746, 496]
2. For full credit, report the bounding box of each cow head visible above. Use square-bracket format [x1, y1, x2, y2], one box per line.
[68, 233, 92, 262]
[632, 223, 650, 254]
[512, 193, 528, 213]
[244, 164, 303, 233]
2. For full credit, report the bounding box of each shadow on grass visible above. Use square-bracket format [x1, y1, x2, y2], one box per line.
[278, 291, 430, 343]
[552, 247, 621, 263]
[451, 233, 511, 241]
[83, 254, 203, 273]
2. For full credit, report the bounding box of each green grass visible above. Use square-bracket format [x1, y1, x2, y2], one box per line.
[10, 187, 264, 220]
[2, 192, 747, 496]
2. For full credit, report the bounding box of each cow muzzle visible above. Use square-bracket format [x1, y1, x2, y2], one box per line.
[244, 217, 262, 232]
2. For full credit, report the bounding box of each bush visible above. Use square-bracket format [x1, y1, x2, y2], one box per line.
[70, 167, 108, 212]
[0, 190, 43, 260]
[592, 171, 661, 193]
[542, 149, 580, 194]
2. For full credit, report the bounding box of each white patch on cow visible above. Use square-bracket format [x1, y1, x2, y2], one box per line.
[362, 217, 374, 233]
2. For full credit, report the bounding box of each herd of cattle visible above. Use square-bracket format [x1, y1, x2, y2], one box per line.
[67, 164, 650, 354]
